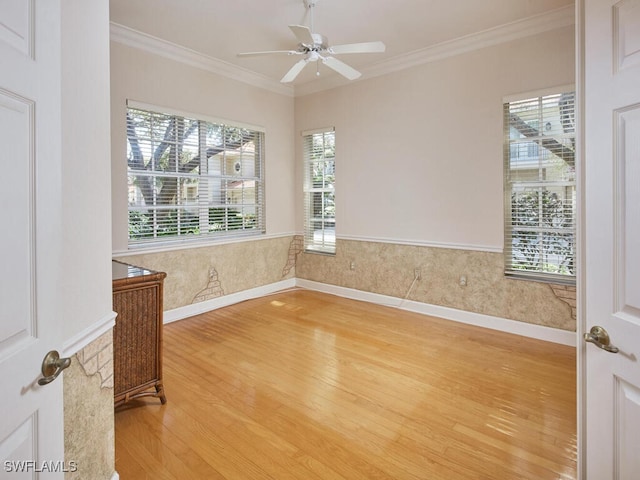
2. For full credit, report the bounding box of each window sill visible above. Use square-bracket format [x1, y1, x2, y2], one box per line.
[113, 231, 298, 257]
[505, 271, 576, 287]
[304, 247, 336, 256]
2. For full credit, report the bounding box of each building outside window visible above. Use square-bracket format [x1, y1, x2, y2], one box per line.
[126, 103, 265, 248]
[303, 128, 336, 254]
[504, 88, 576, 284]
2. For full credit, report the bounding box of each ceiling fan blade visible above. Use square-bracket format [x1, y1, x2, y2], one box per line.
[281, 58, 309, 83]
[237, 50, 300, 57]
[289, 24, 315, 46]
[329, 41, 386, 54]
[322, 56, 361, 80]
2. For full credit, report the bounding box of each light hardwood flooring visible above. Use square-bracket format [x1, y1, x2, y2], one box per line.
[115, 289, 576, 479]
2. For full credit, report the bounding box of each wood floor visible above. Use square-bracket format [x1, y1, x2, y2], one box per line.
[115, 289, 576, 479]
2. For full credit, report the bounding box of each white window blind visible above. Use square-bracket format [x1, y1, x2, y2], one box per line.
[126, 105, 265, 247]
[504, 90, 576, 283]
[303, 128, 336, 254]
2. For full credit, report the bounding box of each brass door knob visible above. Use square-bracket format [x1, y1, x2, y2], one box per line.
[584, 326, 619, 354]
[38, 350, 71, 385]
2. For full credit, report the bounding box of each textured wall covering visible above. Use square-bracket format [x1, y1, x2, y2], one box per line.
[117, 235, 295, 311]
[64, 331, 115, 480]
[282, 235, 304, 277]
[116, 234, 575, 331]
[192, 267, 225, 303]
[296, 239, 576, 331]
[74, 330, 114, 389]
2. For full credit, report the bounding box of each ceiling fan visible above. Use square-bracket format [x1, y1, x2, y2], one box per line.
[237, 0, 385, 83]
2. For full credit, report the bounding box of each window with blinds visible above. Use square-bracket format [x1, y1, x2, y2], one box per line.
[504, 89, 576, 283]
[126, 103, 265, 248]
[303, 128, 336, 254]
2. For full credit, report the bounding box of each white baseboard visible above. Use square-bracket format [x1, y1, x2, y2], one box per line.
[164, 278, 297, 324]
[162, 277, 576, 346]
[296, 279, 576, 347]
[111, 472, 119, 480]
[62, 311, 117, 357]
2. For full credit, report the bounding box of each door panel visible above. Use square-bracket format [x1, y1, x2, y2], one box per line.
[0, 89, 35, 353]
[614, 377, 640, 479]
[0, 0, 64, 477]
[0, 0, 33, 57]
[584, 0, 640, 477]
[613, 0, 640, 71]
[0, 415, 36, 474]
[615, 105, 640, 314]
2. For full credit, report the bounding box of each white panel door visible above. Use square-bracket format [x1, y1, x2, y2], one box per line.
[584, 0, 640, 477]
[0, 0, 66, 477]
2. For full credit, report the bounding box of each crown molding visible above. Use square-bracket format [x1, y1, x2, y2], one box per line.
[111, 5, 574, 99]
[109, 22, 294, 97]
[294, 4, 576, 96]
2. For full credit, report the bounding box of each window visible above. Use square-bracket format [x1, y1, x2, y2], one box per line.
[504, 88, 576, 283]
[303, 128, 336, 254]
[126, 102, 264, 247]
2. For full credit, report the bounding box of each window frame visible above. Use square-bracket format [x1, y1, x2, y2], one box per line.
[503, 86, 576, 285]
[302, 127, 336, 255]
[125, 101, 265, 249]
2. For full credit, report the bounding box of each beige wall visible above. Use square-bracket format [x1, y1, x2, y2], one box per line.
[294, 26, 575, 248]
[294, 27, 576, 330]
[110, 25, 576, 330]
[110, 42, 296, 252]
[60, 1, 115, 478]
[110, 41, 298, 312]
[61, 0, 113, 342]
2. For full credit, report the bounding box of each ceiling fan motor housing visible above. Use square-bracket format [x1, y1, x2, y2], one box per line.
[237, 0, 384, 83]
[307, 33, 328, 51]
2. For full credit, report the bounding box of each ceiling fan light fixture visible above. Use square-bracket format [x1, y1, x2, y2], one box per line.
[238, 0, 385, 84]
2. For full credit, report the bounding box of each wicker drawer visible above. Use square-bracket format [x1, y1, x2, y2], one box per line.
[112, 260, 167, 408]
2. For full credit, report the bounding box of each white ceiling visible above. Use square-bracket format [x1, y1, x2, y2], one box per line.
[109, 0, 575, 93]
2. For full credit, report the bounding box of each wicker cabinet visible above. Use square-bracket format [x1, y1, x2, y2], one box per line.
[112, 260, 167, 407]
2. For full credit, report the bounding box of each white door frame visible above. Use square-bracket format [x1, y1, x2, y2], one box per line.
[577, 1, 586, 476]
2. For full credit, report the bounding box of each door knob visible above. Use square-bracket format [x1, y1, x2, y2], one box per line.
[584, 326, 619, 354]
[38, 350, 71, 385]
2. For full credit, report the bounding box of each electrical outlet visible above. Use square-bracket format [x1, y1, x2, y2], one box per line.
[350, 261, 356, 271]
[414, 268, 421, 280]
[459, 275, 467, 286]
